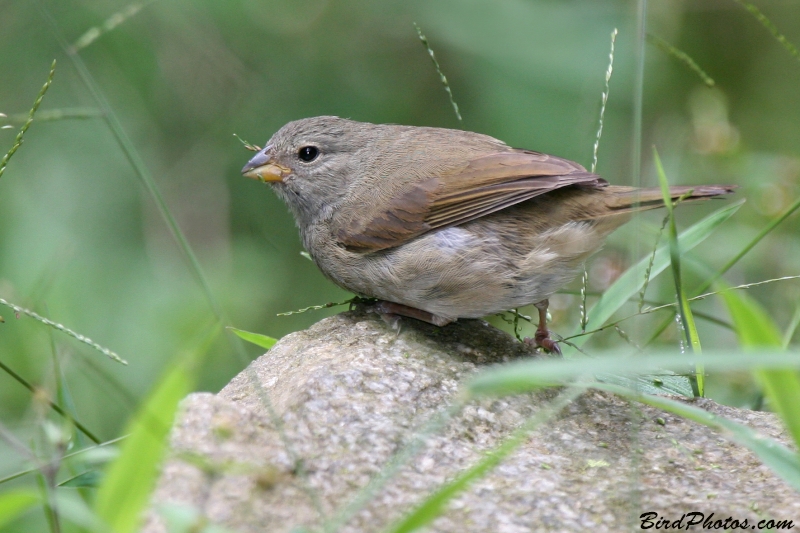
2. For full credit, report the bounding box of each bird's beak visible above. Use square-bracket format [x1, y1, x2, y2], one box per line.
[241, 146, 290, 183]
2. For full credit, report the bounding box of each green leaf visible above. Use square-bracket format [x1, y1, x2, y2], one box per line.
[0, 490, 39, 528]
[59, 470, 102, 488]
[720, 284, 783, 347]
[226, 327, 277, 349]
[55, 491, 103, 531]
[569, 200, 743, 350]
[654, 148, 703, 396]
[719, 284, 800, 455]
[466, 349, 800, 399]
[94, 354, 197, 533]
[592, 382, 800, 493]
[783, 303, 800, 349]
[562, 199, 741, 395]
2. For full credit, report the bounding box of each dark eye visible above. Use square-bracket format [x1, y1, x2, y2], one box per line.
[297, 146, 319, 162]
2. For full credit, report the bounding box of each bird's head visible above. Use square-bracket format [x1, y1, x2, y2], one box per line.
[242, 116, 367, 225]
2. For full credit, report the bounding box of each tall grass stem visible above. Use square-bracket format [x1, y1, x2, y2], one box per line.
[0, 61, 56, 179]
[414, 23, 462, 122]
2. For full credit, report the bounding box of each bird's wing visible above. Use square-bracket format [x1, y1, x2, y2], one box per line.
[336, 149, 607, 252]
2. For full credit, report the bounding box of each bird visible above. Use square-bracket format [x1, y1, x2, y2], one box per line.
[242, 116, 735, 353]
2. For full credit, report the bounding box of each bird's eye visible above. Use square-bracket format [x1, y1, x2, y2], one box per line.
[297, 146, 319, 162]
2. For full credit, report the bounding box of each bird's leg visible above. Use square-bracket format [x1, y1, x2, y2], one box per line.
[525, 299, 561, 355]
[361, 300, 454, 328]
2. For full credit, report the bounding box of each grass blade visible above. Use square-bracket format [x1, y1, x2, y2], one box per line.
[654, 148, 703, 396]
[72, 0, 159, 52]
[0, 436, 126, 487]
[0, 297, 126, 365]
[568, 274, 800, 343]
[568, 200, 743, 351]
[0, 357, 101, 444]
[466, 349, 800, 399]
[413, 23, 462, 122]
[59, 470, 102, 488]
[719, 284, 800, 455]
[37, 3, 225, 325]
[592, 382, 800, 492]
[591, 28, 618, 174]
[732, 0, 800, 62]
[783, 303, 800, 349]
[581, 27, 618, 332]
[0, 60, 55, 180]
[277, 298, 353, 317]
[226, 327, 277, 350]
[465, 355, 800, 494]
[94, 354, 197, 533]
[720, 284, 782, 347]
[631, 0, 647, 192]
[0, 490, 40, 528]
[647, 33, 715, 87]
[643, 192, 800, 348]
[701, 193, 800, 293]
[5, 108, 103, 123]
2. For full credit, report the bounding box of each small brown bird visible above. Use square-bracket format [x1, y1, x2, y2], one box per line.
[242, 116, 735, 353]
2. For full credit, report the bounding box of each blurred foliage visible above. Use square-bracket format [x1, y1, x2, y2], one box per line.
[2, 0, 800, 529]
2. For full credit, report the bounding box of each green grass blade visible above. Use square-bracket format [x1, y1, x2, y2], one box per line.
[732, 0, 800, 62]
[581, 28, 618, 331]
[0, 60, 55, 180]
[0, 490, 40, 528]
[643, 192, 800, 348]
[719, 284, 800, 455]
[0, 357, 101, 444]
[0, 436, 125, 487]
[413, 23, 462, 122]
[72, 0, 160, 52]
[37, 4, 225, 325]
[277, 298, 353, 317]
[647, 33, 715, 87]
[466, 349, 800, 399]
[591, 28, 618, 174]
[5, 107, 103, 123]
[700, 193, 800, 294]
[0, 298, 126, 365]
[720, 284, 782, 347]
[654, 148, 703, 396]
[631, 0, 646, 192]
[568, 200, 743, 351]
[592, 382, 800, 492]
[94, 355, 197, 533]
[783, 303, 800, 349]
[384, 388, 582, 533]
[55, 491, 103, 531]
[59, 470, 102, 488]
[226, 327, 277, 350]
[758, 370, 800, 453]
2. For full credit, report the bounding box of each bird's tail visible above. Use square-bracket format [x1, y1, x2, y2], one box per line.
[591, 184, 738, 218]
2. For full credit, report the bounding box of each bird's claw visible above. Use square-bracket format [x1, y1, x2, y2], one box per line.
[524, 329, 562, 356]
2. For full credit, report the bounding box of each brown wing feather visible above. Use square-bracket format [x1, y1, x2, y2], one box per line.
[335, 177, 438, 252]
[337, 149, 606, 252]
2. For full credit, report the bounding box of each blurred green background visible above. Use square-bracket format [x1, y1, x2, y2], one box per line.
[2, 0, 800, 508]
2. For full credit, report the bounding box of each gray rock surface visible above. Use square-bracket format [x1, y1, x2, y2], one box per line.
[145, 311, 800, 532]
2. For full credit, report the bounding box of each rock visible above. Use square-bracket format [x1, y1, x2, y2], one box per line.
[145, 311, 800, 533]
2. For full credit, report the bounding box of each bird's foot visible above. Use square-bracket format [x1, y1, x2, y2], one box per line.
[524, 328, 562, 356]
[357, 299, 454, 328]
[522, 299, 562, 356]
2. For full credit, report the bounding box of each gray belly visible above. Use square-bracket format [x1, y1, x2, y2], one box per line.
[316, 220, 602, 320]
